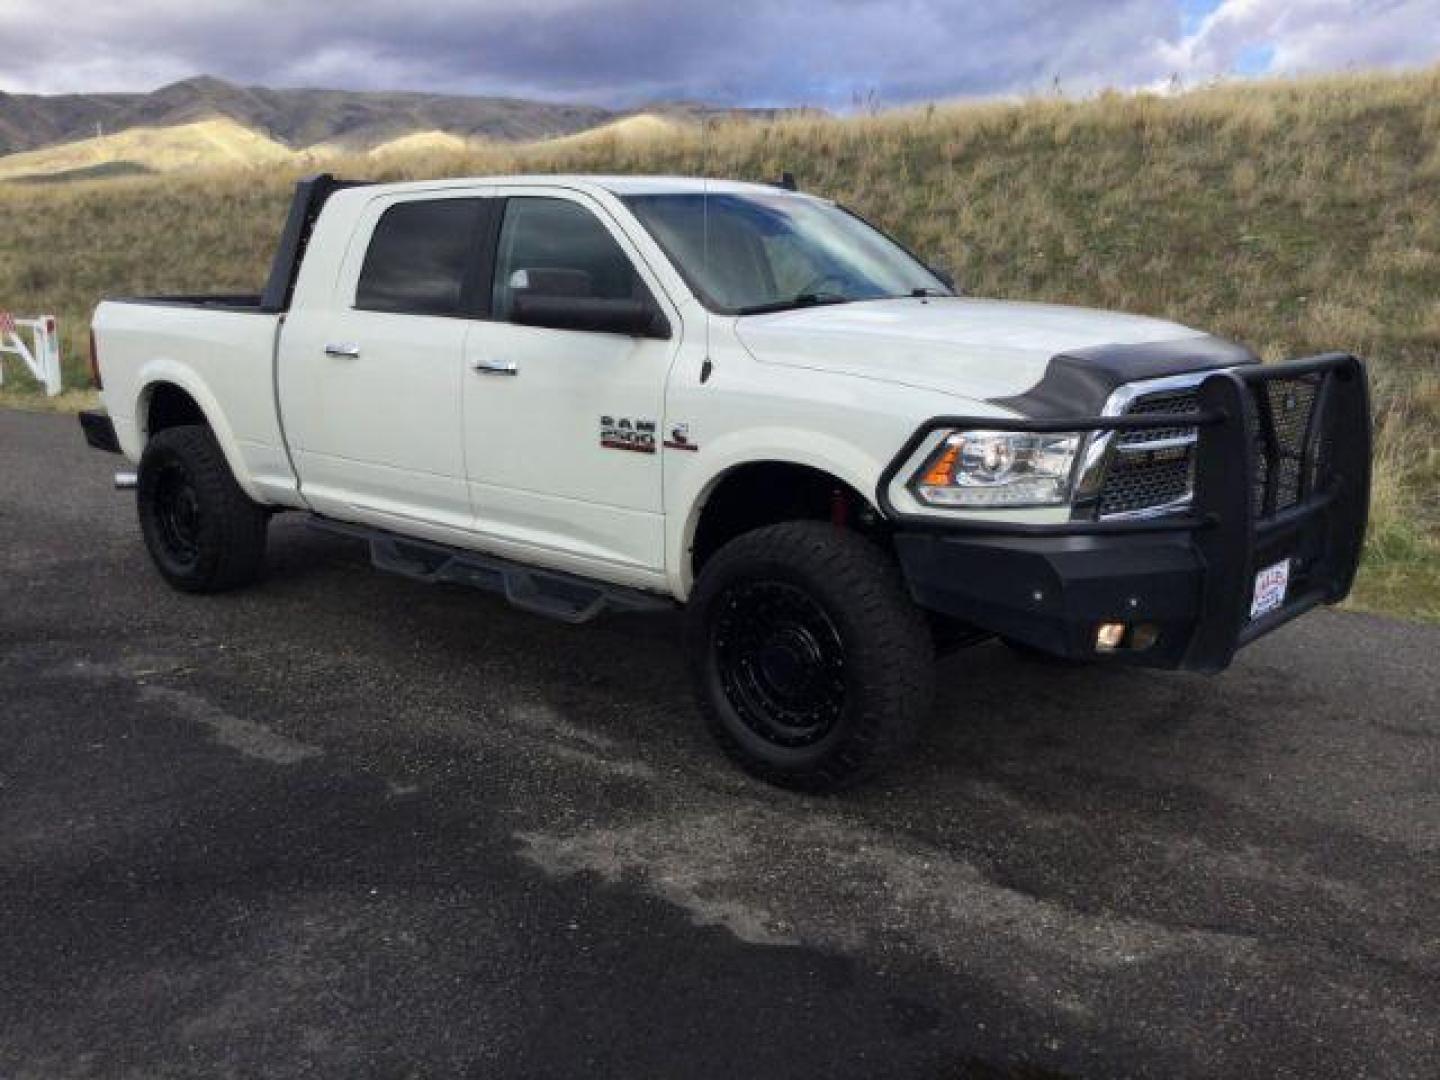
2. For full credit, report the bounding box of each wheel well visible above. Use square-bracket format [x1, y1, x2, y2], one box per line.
[144, 383, 206, 438]
[691, 462, 883, 577]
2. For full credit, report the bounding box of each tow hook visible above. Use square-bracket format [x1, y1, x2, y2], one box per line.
[114, 470, 138, 490]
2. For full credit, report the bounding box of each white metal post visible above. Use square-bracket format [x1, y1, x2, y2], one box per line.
[40, 316, 63, 396]
[0, 314, 63, 396]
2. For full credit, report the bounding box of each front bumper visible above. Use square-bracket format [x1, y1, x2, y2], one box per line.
[897, 530, 1205, 667]
[886, 354, 1372, 672]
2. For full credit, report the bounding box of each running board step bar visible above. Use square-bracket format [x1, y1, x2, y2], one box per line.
[307, 515, 674, 624]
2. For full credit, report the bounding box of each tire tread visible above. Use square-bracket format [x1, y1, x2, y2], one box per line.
[138, 424, 268, 593]
[687, 522, 933, 792]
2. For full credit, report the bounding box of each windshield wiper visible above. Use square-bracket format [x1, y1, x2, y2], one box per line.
[735, 292, 853, 316]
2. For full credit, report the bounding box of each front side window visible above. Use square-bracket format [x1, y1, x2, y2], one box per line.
[356, 198, 484, 316]
[622, 192, 950, 315]
[491, 197, 649, 321]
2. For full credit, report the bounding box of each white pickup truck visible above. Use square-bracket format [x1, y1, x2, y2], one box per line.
[81, 173, 1372, 790]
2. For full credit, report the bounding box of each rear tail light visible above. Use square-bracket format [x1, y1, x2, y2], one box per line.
[88, 328, 102, 390]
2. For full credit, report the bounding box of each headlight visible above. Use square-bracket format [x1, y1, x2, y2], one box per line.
[910, 430, 1082, 508]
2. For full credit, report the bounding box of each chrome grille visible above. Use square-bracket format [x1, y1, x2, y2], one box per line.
[1115, 388, 1201, 445]
[1096, 372, 1328, 520]
[1098, 388, 1199, 517]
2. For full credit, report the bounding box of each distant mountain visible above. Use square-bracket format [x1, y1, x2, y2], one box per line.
[0, 75, 814, 157]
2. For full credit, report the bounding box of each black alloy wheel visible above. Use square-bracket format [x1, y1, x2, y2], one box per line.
[150, 459, 204, 569]
[136, 424, 269, 593]
[686, 521, 935, 791]
[711, 580, 848, 749]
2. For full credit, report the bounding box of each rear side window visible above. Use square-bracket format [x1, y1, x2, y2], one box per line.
[356, 198, 484, 316]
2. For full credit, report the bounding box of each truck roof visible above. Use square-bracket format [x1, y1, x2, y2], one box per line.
[253, 172, 816, 315]
[342, 175, 809, 199]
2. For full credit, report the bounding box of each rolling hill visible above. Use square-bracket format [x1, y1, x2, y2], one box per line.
[0, 76, 615, 156]
[362, 130, 480, 159]
[0, 76, 819, 167]
[0, 110, 698, 179]
[530, 113, 690, 150]
[0, 117, 295, 180]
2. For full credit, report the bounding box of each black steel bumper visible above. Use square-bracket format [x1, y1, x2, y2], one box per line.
[885, 354, 1372, 672]
[79, 409, 121, 454]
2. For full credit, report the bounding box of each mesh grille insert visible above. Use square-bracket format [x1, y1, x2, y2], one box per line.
[1098, 388, 1199, 517]
[1097, 373, 1328, 520]
[1254, 374, 1323, 514]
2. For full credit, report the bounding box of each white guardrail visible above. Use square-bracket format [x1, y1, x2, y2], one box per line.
[0, 311, 63, 396]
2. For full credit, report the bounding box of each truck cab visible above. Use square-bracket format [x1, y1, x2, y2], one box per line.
[82, 173, 1372, 790]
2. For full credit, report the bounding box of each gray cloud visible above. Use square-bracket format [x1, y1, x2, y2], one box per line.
[0, 0, 1435, 104]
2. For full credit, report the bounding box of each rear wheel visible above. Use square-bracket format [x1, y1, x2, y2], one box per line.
[137, 425, 268, 593]
[686, 522, 934, 792]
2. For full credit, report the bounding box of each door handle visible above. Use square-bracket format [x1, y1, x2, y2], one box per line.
[471, 358, 518, 376]
[324, 343, 361, 359]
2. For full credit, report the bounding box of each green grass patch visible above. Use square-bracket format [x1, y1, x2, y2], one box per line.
[5, 160, 155, 185]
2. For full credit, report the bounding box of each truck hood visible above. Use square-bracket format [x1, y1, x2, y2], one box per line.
[733, 297, 1209, 404]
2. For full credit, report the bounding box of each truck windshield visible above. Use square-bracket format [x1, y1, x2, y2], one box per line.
[622, 192, 951, 316]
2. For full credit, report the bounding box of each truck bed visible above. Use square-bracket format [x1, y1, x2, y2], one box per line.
[92, 297, 299, 503]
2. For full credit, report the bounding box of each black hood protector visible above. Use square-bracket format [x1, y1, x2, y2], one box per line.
[991, 334, 1259, 419]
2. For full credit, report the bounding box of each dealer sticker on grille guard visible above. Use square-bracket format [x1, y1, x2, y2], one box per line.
[1250, 559, 1291, 620]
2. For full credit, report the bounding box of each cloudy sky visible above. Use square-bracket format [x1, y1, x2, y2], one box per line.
[1, 0, 1436, 106]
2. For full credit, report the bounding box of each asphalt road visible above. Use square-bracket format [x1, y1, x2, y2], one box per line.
[2, 408, 1437, 1079]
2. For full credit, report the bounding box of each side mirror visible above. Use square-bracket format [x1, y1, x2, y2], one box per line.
[511, 293, 669, 338]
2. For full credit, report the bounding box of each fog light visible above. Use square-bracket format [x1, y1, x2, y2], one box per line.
[1095, 622, 1126, 651]
[1130, 623, 1160, 651]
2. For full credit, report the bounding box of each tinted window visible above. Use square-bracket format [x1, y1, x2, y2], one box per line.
[492, 198, 648, 321]
[356, 199, 484, 316]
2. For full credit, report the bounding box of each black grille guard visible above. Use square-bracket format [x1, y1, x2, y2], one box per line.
[877, 353, 1372, 671]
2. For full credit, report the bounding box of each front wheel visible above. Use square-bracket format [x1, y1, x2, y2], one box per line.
[686, 522, 935, 792]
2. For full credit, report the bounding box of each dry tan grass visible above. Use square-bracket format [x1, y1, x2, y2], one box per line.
[1, 65, 1436, 617]
[360, 130, 480, 159]
[524, 113, 691, 153]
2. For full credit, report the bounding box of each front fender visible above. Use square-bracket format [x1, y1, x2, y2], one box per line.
[665, 426, 885, 598]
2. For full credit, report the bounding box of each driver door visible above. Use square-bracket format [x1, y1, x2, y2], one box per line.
[460, 190, 680, 585]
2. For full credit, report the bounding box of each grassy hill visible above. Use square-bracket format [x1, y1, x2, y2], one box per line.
[0, 67, 1435, 618]
[0, 118, 295, 180]
[362, 130, 479, 159]
[531, 113, 692, 151]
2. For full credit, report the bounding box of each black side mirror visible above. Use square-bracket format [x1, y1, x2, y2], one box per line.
[511, 293, 669, 338]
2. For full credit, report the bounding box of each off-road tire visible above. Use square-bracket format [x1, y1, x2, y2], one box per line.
[137, 424, 268, 593]
[686, 522, 934, 792]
